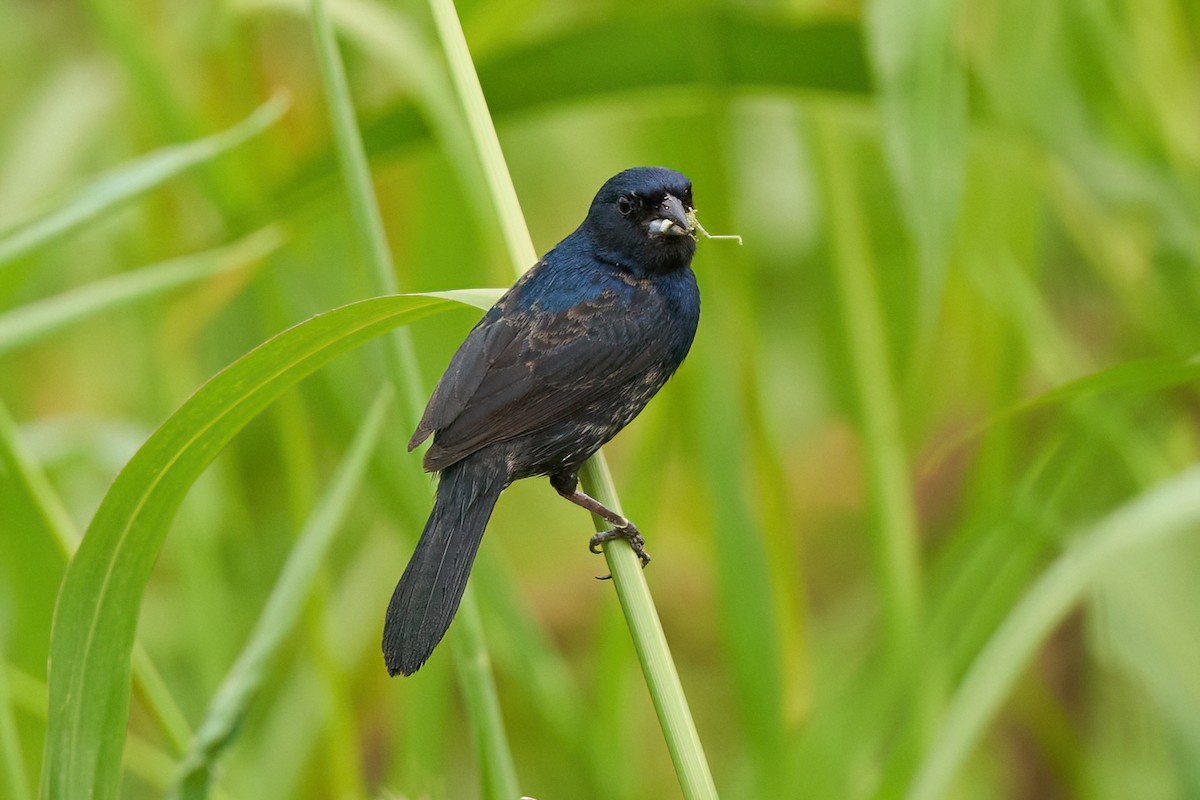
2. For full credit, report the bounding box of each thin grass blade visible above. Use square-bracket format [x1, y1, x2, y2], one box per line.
[923, 352, 1200, 473]
[170, 387, 393, 800]
[0, 228, 283, 356]
[815, 110, 922, 652]
[908, 466, 1200, 800]
[0, 94, 287, 268]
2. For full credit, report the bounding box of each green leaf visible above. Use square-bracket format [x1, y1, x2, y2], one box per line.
[0, 228, 283, 356]
[40, 293, 468, 800]
[170, 387, 393, 800]
[0, 94, 287, 268]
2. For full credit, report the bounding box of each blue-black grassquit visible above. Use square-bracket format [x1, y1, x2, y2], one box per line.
[383, 167, 702, 676]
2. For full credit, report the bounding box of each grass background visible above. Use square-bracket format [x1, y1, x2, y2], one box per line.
[3, 0, 1200, 798]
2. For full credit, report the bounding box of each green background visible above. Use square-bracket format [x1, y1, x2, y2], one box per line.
[2, 0, 1200, 798]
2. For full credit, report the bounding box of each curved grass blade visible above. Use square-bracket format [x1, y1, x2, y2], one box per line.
[0, 227, 283, 356]
[908, 466, 1200, 800]
[6, 666, 185, 796]
[422, 288, 504, 310]
[170, 387, 392, 800]
[0, 94, 287, 268]
[921, 352, 1200, 473]
[40, 293, 469, 800]
[1, 400, 195, 759]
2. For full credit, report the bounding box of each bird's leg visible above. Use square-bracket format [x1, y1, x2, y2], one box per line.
[550, 472, 651, 571]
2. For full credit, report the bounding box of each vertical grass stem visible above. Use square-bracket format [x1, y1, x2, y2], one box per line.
[308, 2, 520, 797]
[425, 1, 717, 794]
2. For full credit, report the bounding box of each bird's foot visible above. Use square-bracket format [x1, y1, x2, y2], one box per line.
[590, 522, 650, 579]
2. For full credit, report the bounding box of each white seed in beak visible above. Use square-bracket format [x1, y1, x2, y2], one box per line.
[649, 218, 676, 235]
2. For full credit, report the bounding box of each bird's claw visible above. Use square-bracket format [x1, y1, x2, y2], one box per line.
[590, 523, 651, 579]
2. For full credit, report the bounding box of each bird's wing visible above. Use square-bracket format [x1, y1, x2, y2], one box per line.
[407, 308, 519, 450]
[412, 287, 669, 471]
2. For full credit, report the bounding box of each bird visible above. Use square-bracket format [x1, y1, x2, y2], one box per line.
[383, 166, 702, 677]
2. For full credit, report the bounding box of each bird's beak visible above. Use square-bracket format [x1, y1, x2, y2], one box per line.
[647, 193, 695, 238]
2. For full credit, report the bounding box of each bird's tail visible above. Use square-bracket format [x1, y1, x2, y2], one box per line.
[383, 456, 504, 676]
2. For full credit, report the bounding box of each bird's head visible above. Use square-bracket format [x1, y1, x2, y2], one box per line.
[585, 166, 698, 275]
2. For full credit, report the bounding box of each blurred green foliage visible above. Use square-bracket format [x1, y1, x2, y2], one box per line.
[2, 0, 1200, 798]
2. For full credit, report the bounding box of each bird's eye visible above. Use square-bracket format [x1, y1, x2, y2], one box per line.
[616, 196, 635, 217]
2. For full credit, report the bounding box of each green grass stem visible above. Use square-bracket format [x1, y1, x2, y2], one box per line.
[309, 0, 426, 422]
[425, 1, 717, 793]
[427, 0, 538, 271]
[581, 457, 720, 800]
[307, 2, 520, 796]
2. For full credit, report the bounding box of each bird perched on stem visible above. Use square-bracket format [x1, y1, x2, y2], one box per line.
[384, 166, 703, 676]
